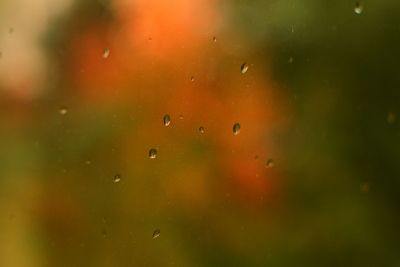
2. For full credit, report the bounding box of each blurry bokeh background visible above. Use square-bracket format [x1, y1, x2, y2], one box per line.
[1, 0, 399, 266]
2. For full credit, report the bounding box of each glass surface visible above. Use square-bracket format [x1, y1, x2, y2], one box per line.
[1, 0, 399, 266]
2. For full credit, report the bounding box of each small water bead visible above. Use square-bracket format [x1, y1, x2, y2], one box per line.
[199, 126, 205, 134]
[114, 174, 121, 183]
[265, 159, 274, 168]
[288, 57, 294, 63]
[240, 63, 249, 74]
[233, 123, 241, 135]
[213, 36, 217, 42]
[354, 2, 363, 14]
[152, 229, 160, 239]
[190, 76, 195, 82]
[149, 148, 157, 159]
[102, 48, 110, 58]
[59, 106, 68, 115]
[163, 114, 171, 126]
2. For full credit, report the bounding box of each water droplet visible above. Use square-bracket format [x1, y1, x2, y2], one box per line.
[149, 148, 157, 159]
[213, 36, 217, 42]
[114, 174, 121, 183]
[387, 111, 396, 124]
[240, 63, 249, 74]
[354, 2, 363, 14]
[59, 106, 68, 115]
[265, 159, 274, 168]
[152, 229, 161, 239]
[85, 160, 92, 165]
[102, 48, 110, 58]
[199, 126, 205, 134]
[101, 229, 107, 238]
[190, 76, 195, 82]
[254, 155, 259, 160]
[163, 114, 171, 126]
[233, 123, 241, 135]
[360, 182, 370, 193]
[179, 114, 184, 120]
[288, 57, 294, 63]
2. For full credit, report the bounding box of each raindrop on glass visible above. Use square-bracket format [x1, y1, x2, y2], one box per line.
[101, 230, 107, 238]
[59, 106, 68, 115]
[199, 126, 205, 134]
[152, 229, 161, 239]
[265, 159, 274, 168]
[190, 76, 195, 82]
[233, 123, 241, 135]
[387, 112, 396, 124]
[213, 36, 217, 42]
[102, 48, 110, 58]
[354, 2, 363, 14]
[149, 148, 157, 159]
[241, 63, 249, 74]
[85, 160, 92, 165]
[114, 174, 121, 183]
[163, 114, 171, 126]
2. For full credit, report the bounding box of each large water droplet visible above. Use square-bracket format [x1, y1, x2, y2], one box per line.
[114, 174, 121, 183]
[152, 229, 160, 239]
[354, 2, 363, 14]
[233, 123, 241, 135]
[102, 48, 110, 58]
[149, 148, 157, 159]
[163, 114, 171, 126]
[265, 159, 274, 168]
[240, 63, 249, 74]
[199, 126, 205, 134]
[59, 106, 68, 115]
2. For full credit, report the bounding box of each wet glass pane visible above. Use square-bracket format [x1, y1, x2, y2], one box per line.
[1, 0, 399, 266]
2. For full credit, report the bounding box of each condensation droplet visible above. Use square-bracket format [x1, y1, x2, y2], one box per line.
[354, 2, 363, 14]
[240, 63, 249, 74]
[149, 148, 157, 159]
[85, 160, 92, 165]
[102, 48, 110, 58]
[152, 229, 160, 239]
[101, 230, 107, 238]
[59, 106, 68, 115]
[190, 76, 195, 82]
[213, 36, 217, 42]
[179, 114, 184, 120]
[288, 57, 294, 63]
[114, 174, 121, 183]
[163, 114, 171, 126]
[199, 126, 205, 134]
[265, 159, 274, 168]
[233, 123, 241, 135]
[387, 111, 396, 124]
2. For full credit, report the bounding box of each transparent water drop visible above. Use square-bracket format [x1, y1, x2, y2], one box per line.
[149, 148, 157, 159]
[199, 126, 205, 134]
[85, 160, 92, 165]
[288, 57, 294, 63]
[152, 229, 161, 239]
[190, 76, 195, 82]
[102, 48, 110, 58]
[233, 123, 241, 135]
[265, 159, 274, 168]
[354, 2, 363, 14]
[387, 111, 396, 124]
[59, 106, 68, 115]
[163, 114, 171, 126]
[101, 230, 107, 238]
[179, 114, 184, 120]
[114, 174, 121, 183]
[360, 182, 370, 193]
[213, 36, 217, 42]
[240, 63, 249, 74]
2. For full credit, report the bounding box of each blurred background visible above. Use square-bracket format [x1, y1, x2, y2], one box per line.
[0, 0, 399, 266]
